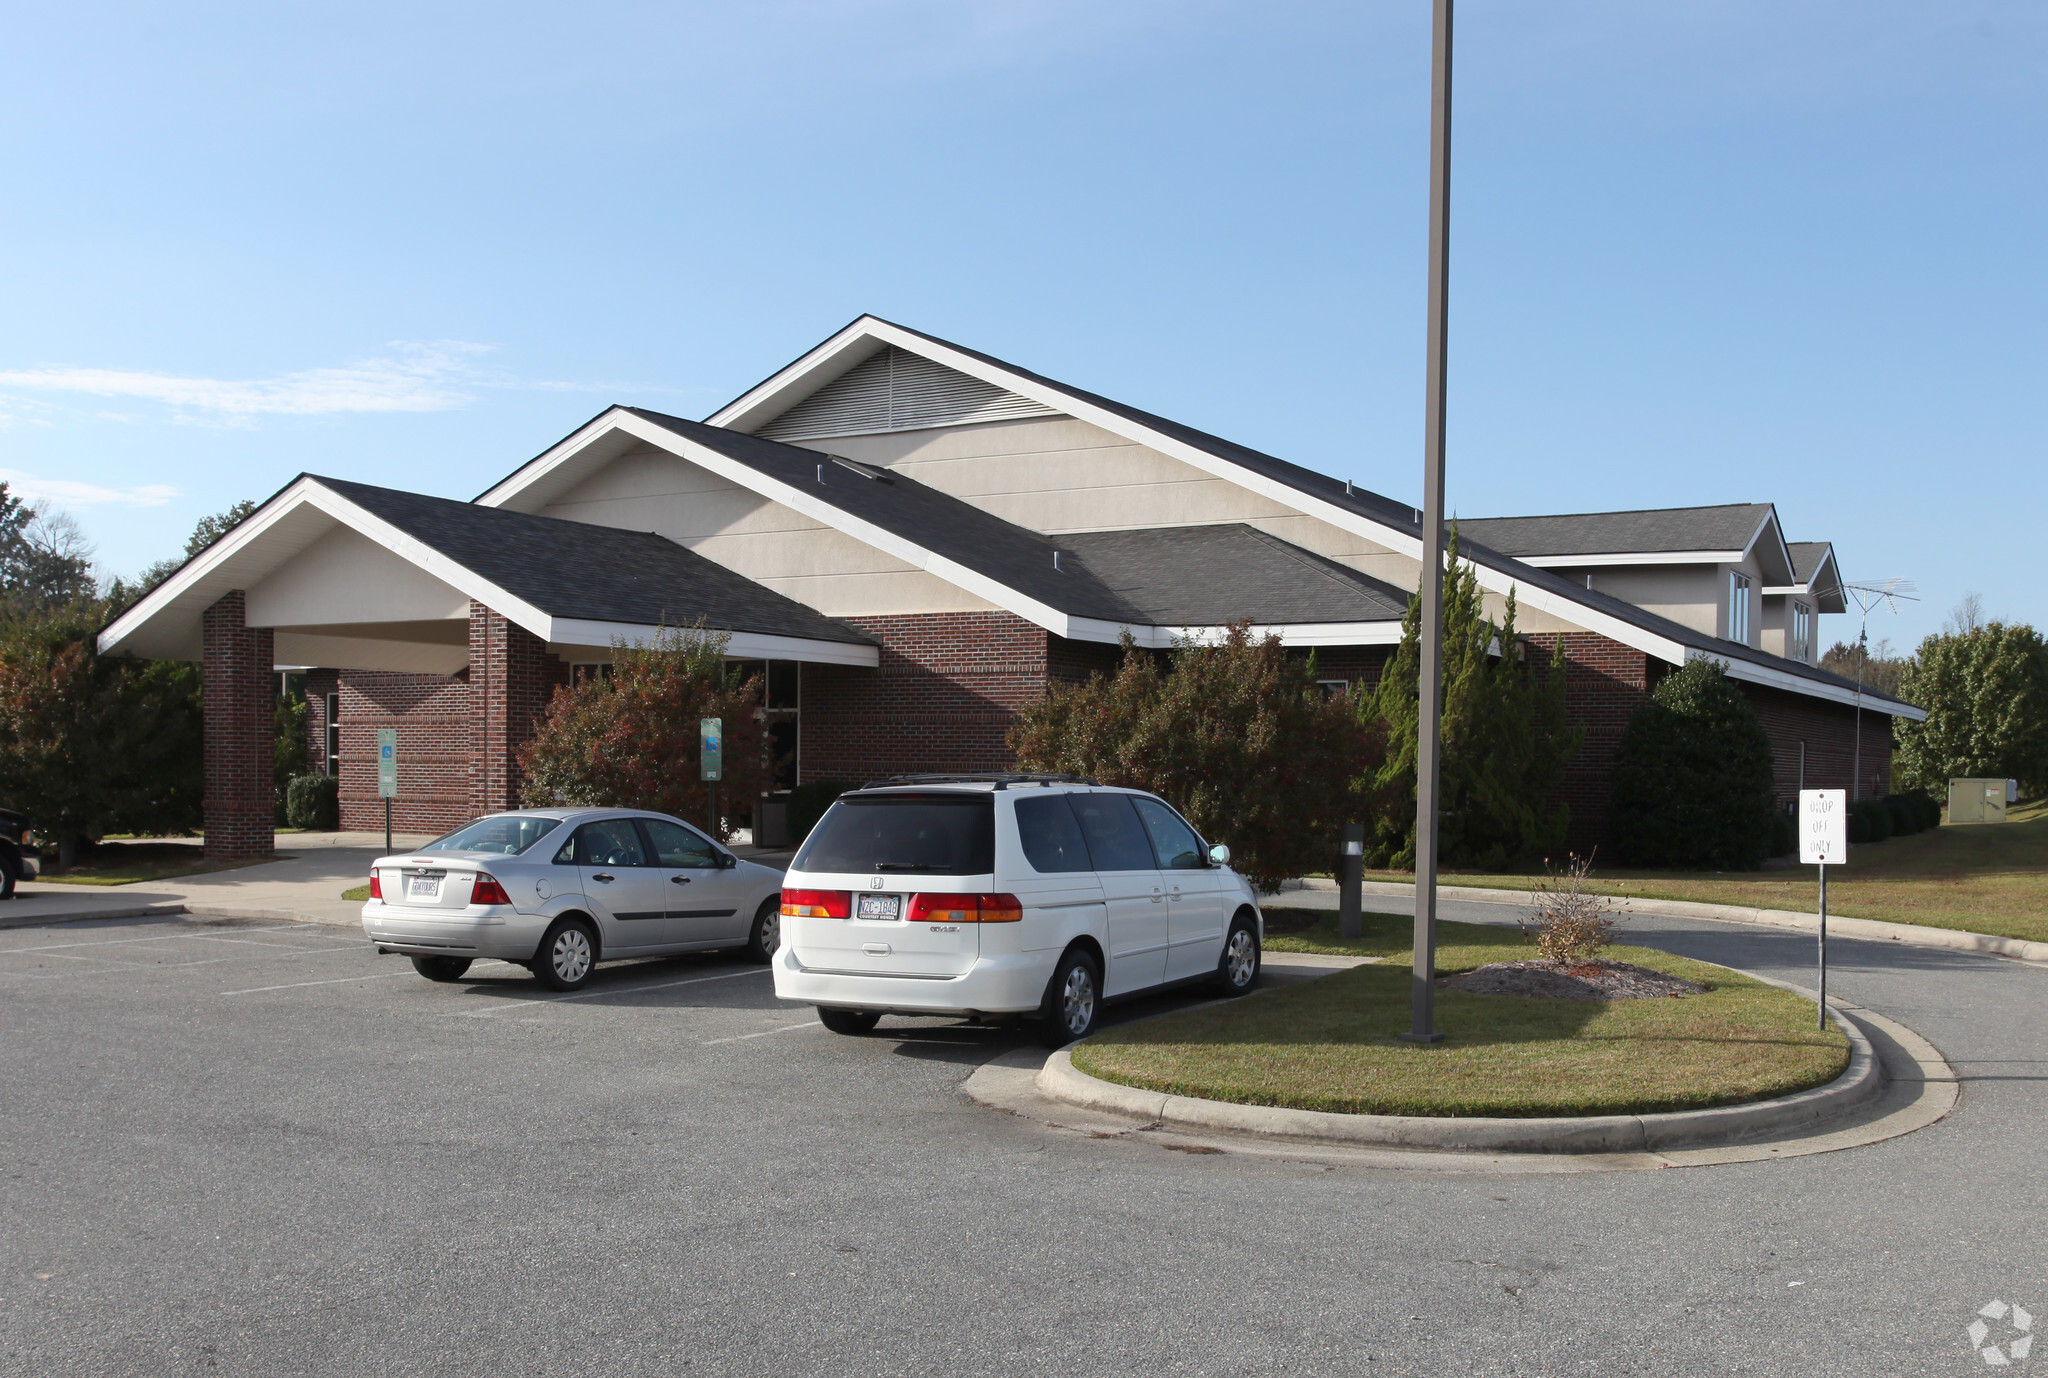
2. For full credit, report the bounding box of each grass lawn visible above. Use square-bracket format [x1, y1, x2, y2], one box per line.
[1326, 798, 2048, 947]
[1072, 911, 1847, 1117]
[34, 840, 269, 886]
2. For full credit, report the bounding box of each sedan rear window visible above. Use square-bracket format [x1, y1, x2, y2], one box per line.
[794, 794, 996, 876]
[420, 815, 563, 856]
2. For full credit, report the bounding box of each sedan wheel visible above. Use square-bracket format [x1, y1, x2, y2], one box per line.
[534, 919, 598, 991]
[744, 897, 781, 964]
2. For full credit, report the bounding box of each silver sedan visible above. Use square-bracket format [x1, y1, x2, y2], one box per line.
[360, 808, 785, 990]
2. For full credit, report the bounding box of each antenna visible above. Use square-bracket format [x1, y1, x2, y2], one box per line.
[1836, 577, 1919, 802]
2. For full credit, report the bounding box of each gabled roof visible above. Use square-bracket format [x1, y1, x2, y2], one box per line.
[98, 475, 876, 666]
[468, 317, 1918, 716]
[1457, 504, 1796, 586]
[1777, 541, 1846, 613]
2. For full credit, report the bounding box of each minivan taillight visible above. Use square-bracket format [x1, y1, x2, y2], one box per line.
[369, 872, 382, 900]
[471, 873, 512, 906]
[782, 888, 851, 918]
[907, 893, 1023, 923]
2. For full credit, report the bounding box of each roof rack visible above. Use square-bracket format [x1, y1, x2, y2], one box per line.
[859, 772, 1099, 791]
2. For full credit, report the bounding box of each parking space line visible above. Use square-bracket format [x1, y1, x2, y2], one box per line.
[702, 1020, 818, 1045]
[438, 966, 772, 1017]
[0, 925, 317, 954]
[222, 972, 418, 995]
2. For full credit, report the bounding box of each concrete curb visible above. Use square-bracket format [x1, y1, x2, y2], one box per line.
[0, 902, 188, 930]
[1276, 877, 2048, 967]
[1035, 1004, 1882, 1154]
[0, 901, 354, 930]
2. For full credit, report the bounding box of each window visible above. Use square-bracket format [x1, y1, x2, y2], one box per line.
[792, 794, 996, 875]
[1130, 796, 1207, 870]
[1316, 679, 1349, 701]
[570, 663, 613, 686]
[1728, 571, 1752, 644]
[1793, 602, 1813, 661]
[557, 818, 649, 867]
[1015, 795, 1092, 874]
[422, 816, 563, 856]
[1065, 793, 1156, 873]
[640, 817, 718, 868]
[325, 693, 341, 774]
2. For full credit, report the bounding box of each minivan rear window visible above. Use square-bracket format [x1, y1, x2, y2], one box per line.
[794, 794, 996, 876]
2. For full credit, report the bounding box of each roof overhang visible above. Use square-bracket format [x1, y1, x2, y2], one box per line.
[1687, 650, 1926, 720]
[1518, 550, 1745, 569]
[98, 476, 879, 669]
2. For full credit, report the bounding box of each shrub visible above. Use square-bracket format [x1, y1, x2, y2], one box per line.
[1608, 657, 1777, 870]
[1364, 534, 1582, 870]
[1880, 791, 1936, 837]
[1847, 798, 1892, 845]
[518, 623, 763, 840]
[1893, 623, 2048, 797]
[274, 694, 307, 825]
[1770, 809, 1797, 857]
[1011, 623, 1383, 892]
[787, 780, 850, 844]
[1517, 853, 1621, 964]
[285, 773, 339, 831]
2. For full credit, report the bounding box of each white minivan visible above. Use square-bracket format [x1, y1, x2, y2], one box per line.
[772, 775, 1263, 1046]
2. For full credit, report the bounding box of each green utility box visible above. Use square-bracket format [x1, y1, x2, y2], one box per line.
[1947, 778, 2010, 825]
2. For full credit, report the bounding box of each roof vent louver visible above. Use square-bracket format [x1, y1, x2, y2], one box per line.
[757, 346, 1057, 441]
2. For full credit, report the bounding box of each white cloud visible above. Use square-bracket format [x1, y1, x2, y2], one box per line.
[0, 469, 179, 507]
[0, 341, 495, 418]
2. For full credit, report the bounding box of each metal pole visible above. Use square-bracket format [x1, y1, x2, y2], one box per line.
[384, 797, 391, 857]
[1817, 861, 1828, 1029]
[1852, 622, 1867, 800]
[1404, 0, 1453, 1045]
[1339, 822, 1365, 941]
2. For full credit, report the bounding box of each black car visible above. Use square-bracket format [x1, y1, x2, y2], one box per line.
[0, 809, 39, 899]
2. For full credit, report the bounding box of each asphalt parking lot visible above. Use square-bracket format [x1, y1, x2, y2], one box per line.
[2, 903, 2042, 1377]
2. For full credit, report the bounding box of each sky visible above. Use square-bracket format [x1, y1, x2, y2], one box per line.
[2, 0, 2041, 651]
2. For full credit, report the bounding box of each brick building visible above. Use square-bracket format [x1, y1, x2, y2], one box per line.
[99, 316, 1921, 860]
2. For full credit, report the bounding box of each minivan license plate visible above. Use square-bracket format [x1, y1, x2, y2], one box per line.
[407, 877, 441, 900]
[856, 895, 900, 921]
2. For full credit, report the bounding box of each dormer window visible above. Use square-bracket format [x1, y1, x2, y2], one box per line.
[1793, 601, 1812, 661]
[1728, 571, 1752, 644]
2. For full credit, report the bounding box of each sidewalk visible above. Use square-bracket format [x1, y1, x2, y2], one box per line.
[9, 831, 798, 930]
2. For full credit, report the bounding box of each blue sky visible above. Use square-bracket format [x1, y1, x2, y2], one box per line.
[2, 0, 2041, 651]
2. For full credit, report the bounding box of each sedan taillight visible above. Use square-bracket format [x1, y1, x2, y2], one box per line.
[470, 873, 512, 906]
[368, 872, 382, 900]
[782, 888, 850, 918]
[907, 893, 1023, 923]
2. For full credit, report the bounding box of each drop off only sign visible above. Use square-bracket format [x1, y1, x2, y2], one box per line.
[1799, 789, 1846, 865]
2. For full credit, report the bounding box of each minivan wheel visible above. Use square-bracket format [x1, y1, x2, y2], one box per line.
[1214, 913, 1260, 996]
[534, 919, 598, 991]
[743, 896, 780, 964]
[1039, 948, 1101, 1048]
[410, 955, 473, 983]
[817, 1007, 881, 1035]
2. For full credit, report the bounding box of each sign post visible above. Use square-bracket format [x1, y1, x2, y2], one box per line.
[1799, 788, 1847, 1029]
[377, 728, 398, 855]
[700, 717, 723, 839]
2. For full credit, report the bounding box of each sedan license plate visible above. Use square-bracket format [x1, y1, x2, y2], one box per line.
[856, 894, 901, 921]
[407, 877, 441, 901]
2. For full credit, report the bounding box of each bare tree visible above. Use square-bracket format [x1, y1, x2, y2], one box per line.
[1943, 592, 1987, 637]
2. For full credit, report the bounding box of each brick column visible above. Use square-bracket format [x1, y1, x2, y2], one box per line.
[202, 590, 276, 861]
[469, 603, 554, 816]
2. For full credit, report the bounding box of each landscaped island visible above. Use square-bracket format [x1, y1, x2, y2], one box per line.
[1071, 913, 1848, 1119]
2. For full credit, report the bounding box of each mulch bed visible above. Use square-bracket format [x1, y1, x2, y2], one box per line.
[1439, 959, 1708, 1001]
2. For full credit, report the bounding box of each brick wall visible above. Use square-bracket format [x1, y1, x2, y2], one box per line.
[201, 591, 276, 860]
[337, 671, 475, 834]
[799, 611, 1052, 785]
[303, 668, 337, 775]
[468, 603, 560, 816]
[1743, 682, 1895, 804]
[1524, 633, 1656, 853]
[1302, 645, 1395, 700]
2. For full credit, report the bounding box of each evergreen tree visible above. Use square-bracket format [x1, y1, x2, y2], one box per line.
[1364, 535, 1580, 870]
[1892, 623, 2048, 796]
[1608, 656, 1777, 869]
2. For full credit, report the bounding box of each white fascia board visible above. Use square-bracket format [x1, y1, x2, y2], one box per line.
[474, 408, 637, 510]
[549, 620, 879, 667]
[1686, 649, 1928, 720]
[1762, 584, 1812, 597]
[1740, 509, 1796, 585]
[704, 323, 886, 436]
[1516, 550, 1743, 568]
[1062, 618, 1407, 649]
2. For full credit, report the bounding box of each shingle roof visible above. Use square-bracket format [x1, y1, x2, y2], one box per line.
[1456, 505, 1773, 558]
[1788, 541, 1836, 587]
[622, 411, 1409, 629]
[313, 476, 872, 646]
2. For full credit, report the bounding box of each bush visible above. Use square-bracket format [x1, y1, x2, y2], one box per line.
[518, 623, 763, 841]
[1880, 791, 1937, 838]
[1608, 658, 1777, 870]
[285, 773, 339, 831]
[1770, 809, 1797, 857]
[787, 780, 850, 844]
[1847, 798, 1892, 845]
[274, 694, 307, 825]
[1364, 534, 1582, 870]
[1012, 623, 1383, 892]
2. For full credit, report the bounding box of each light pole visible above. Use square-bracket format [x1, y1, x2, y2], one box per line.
[1404, 0, 1454, 1045]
